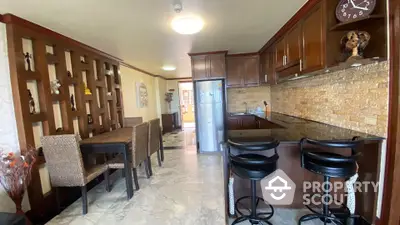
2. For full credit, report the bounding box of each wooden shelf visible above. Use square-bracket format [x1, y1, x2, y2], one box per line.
[46, 53, 58, 64]
[81, 62, 90, 71]
[22, 70, 41, 81]
[51, 94, 62, 101]
[30, 112, 46, 122]
[106, 95, 113, 101]
[66, 77, 79, 85]
[84, 94, 94, 101]
[71, 110, 83, 117]
[330, 15, 385, 31]
[96, 80, 105, 87]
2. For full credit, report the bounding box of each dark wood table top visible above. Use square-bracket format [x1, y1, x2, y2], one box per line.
[80, 127, 133, 145]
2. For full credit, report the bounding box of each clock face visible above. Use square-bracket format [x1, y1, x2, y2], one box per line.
[336, 0, 376, 22]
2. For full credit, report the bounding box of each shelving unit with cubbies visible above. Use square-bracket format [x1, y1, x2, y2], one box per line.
[3, 13, 124, 221]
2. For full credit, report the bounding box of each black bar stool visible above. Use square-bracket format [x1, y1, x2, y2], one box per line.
[228, 137, 280, 225]
[298, 138, 363, 225]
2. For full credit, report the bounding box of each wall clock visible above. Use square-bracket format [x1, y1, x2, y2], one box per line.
[336, 0, 376, 23]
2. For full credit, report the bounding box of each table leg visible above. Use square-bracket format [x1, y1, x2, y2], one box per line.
[159, 131, 164, 162]
[123, 145, 134, 199]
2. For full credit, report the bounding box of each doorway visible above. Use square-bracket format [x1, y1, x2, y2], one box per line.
[178, 81, 195, 128]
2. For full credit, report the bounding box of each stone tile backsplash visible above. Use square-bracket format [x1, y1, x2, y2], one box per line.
[271, 61, 389, 137]
[227, 62, 389, 137]
[227, 86, 271, 113]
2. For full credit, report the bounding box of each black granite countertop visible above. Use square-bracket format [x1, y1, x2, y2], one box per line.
[227, 112, 384, 143]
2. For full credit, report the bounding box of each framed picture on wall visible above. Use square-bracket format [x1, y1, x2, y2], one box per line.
[136, 82, 148, 108]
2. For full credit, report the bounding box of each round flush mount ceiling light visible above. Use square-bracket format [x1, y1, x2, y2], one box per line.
[162, 66, 176, 71]
[171, 15, 204, 35]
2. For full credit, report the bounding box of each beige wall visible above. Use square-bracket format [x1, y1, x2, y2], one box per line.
[120, 66, 167, 122]
[271, 62, 389, 137]
[0, 23, 30, 212]
[227, 86, 271, 113]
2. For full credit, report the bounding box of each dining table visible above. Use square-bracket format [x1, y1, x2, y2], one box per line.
[80, 127, 135, 200]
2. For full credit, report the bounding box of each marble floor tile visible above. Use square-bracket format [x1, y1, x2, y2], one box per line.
[46, 129, 324, 225]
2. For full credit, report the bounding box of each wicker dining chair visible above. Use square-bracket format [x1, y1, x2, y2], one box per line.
[41, 134, 110, 215]
[148, 118, 163, 175]
[124, 117, 143, 127]
[107, 122, 151, 190]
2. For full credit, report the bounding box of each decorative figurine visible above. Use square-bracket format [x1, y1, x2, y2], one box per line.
[107, 92, 112, 96]
[23, 52, 32, 71]
[67, 71, 72, 77]
[84, 83, 92, 95]
[28, 89, 36, 114]
[70, 94, 76, 111]
[87, 114, 93, 124]
[341, 31, 371, 62]
[50, 79, 61, 95]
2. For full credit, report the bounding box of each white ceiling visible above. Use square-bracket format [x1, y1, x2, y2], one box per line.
[0, 0, 307, 78]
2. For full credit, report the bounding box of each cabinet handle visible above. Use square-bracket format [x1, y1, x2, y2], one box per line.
[265, 74, 268, 82]
[300, 59, 303, 72]
[282, 56, 285, 65]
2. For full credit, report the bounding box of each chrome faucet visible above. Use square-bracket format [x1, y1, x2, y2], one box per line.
[244, 102, 248, 113]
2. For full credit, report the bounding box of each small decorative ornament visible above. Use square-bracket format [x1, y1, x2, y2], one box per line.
[107, 92, 112, 96]
[341, 31, 371, 62]
[84, 83, 92, 95]
[56, 128, 64, 133]
[50, 79, 61, 95]
[28, 89, 36, 114]
[23, 52, 32, 71]
[67, 71, 72, 77]
[70, 94, 76, 111]
[87, 114, 93, 124]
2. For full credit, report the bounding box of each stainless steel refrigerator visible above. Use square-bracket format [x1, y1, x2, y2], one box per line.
[194, 80, 225, 153]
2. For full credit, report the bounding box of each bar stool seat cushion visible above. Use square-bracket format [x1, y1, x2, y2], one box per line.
[231, 154, 278, 180]
[231, 154, 279, 166]
[302, 150, 357, 178]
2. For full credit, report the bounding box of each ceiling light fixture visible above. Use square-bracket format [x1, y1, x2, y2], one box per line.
[171, 15, 204, 35]
[162, 66, 176, 71]
[171, 0, 204, 35]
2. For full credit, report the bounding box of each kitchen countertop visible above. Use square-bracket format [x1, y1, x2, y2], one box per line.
[227, 112, 384, 143]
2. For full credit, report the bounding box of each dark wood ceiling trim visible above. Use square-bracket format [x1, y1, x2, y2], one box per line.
[1, 13, 122, 62]
[0, 14, 4, 23]
[120, 61, 167, 79]
[188, 50, 228, 56]
[258, 0, 322, 53]
[227, 52, 259, 57]
[166, 77, 192, 80]
[380, 0, 400, 224]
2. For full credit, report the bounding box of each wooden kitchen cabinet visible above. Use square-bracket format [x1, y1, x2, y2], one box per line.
[191, 55, 208, 80]
[275, 38, 286, 69]
[260, 46, 276, 85]
[241, 115, 258, 129]
[189, 52, 227, 80]
[227, 117, 242, 130]
[302, 2, 325, 73]
[208, 54, 226, 79]
[226, 54, 260, 88]
[286, 23, 302, 67]
[226, 57, 243, 87]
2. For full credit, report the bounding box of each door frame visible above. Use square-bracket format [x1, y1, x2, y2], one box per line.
[178, 81, 194, 126]
[380, 0, 400, 224]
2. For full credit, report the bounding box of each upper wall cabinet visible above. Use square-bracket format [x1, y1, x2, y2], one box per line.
[260, 46, 276, 85]
[274, 22, 304, 79]
[261, 0, 386, 83]
[301, 2, 326, 73]
[226, 54, 260, 88]
[189, 52, 227, 80]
